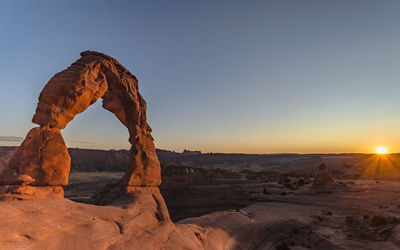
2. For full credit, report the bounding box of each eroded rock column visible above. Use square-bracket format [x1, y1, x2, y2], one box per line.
[0, 127, 69, 199]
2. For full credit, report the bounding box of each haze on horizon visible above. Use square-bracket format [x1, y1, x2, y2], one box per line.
[1, 0, 400, 154]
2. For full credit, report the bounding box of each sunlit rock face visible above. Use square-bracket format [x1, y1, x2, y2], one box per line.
[0, 51, 161, 199]
[1, 127, 70, 186]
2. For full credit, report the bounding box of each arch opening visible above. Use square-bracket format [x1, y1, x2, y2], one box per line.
[61, 100, 128, 204]
[62, 100, 130, 151]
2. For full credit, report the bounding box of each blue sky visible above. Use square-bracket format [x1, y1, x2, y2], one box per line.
[1, 0, 400, 153]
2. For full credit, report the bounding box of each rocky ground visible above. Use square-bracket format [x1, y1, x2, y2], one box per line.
[64, 166, 313, 221]
[2, 179, 400, 249]
[240, 180, 400, 249]
[61, 168, 400, 249]
[3, 146, 400, 249]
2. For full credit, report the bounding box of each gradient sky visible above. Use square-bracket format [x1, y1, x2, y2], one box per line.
[1, 0, 400, 154]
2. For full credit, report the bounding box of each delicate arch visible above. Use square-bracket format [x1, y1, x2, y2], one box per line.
[0, 51, 160, 196]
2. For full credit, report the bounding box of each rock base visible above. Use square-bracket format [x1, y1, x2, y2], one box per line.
[121, 186, 171, 221]
[0, 185, 64, 200]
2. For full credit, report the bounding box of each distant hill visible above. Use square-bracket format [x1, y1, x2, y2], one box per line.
[1, 146, 394, 174]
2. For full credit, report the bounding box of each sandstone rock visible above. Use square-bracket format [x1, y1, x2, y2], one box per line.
[31, 51, 160, 187]
[0, 174, 35, 185]
[0, 185, 64, 200]
[122, 186, 171, 221]
[0, 127, 70, 186]
[0, 51, 161, 199]
[0, 189, 180, 250]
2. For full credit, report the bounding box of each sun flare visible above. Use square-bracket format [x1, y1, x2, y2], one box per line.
[376, 146, 388, 155]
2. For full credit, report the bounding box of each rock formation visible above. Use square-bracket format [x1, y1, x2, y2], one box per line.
[313, 164, 338, 188]
[0, 51, 161, 199]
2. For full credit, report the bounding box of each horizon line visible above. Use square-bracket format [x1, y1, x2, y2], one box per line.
[0, 145, 398, 155]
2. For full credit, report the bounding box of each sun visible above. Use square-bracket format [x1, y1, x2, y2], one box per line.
[376, 146, 388, 155]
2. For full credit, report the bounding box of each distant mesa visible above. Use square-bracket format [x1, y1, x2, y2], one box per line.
[182, 149, 202, 155]
[0, 51, 162, 200]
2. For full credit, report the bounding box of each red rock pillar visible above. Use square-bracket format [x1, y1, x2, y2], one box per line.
[0, 126, 70, 200]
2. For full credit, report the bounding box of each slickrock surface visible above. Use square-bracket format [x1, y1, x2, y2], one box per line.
[0, 185, 64, 201]
[1, 180, 400, 249]
[0, 189, 180, 250]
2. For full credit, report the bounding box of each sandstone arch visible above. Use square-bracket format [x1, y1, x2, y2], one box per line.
[0, 51, 161, 199]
